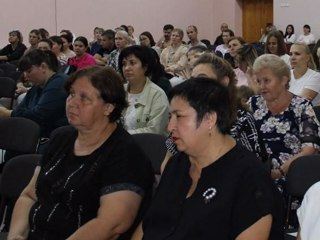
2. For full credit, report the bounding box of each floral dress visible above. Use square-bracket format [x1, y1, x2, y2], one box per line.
[248, 94, 320, 192]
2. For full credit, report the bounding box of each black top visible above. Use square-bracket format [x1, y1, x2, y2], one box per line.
[28, 125, 154, 240]
[0, 42, 27, 63]
[142, 144, 284, 240]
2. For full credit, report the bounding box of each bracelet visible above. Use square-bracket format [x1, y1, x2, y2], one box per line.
[279, 168, 285, 177]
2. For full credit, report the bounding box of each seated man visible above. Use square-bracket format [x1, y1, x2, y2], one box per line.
[156, 24, 174, 51]
[94, 29, 116, 66]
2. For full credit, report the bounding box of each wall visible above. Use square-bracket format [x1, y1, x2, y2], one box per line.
[0, 0, 240, 47]
[274, 0, 320, 40]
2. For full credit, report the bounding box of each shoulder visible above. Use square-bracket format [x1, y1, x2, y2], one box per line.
[306, 68, 320, 78]
[144, 79, 168, 98]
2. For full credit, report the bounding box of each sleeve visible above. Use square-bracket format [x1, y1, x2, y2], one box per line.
[99, 137, 153, 197]
[302, 71, 320, 93]
[299, 101, 320, 149]
[0, 44, 11, 56]
[230, 166, 276, 238]
[11, 77, 67, 126]
[128, 90, 169, 135]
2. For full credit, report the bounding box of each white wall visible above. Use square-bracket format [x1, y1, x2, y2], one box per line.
[0, 0, 241, 47]
[274, 0, 320, 40]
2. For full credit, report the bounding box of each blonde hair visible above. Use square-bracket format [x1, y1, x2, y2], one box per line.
[291, 42, 317, 70]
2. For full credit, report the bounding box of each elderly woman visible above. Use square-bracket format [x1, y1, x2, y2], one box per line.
[0, 30, 27, 64]
[160, 28, 188, 86]
[132, 78, 284, 240]
[289, 42, 320, 106]
[8, 66, 153, 240]
[108, 30, 130, 74]
[248, 54, 320, 193]
[119, 45, 169, 135]
[0, 49, 68, 138]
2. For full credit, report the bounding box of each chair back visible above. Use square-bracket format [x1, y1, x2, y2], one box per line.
[0, 154, 41, 229]
[132, 133, 167, 175]
[286, 154, 320, 197]
[0, 77, 16, 109]
[0, 63, 17, 77]
[0, 117, 40, 154]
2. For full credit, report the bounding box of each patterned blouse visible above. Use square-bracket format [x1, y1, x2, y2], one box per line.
[248, 94, 320, 192]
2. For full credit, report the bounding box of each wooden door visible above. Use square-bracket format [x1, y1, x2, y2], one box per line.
[241, 0, 273, 43]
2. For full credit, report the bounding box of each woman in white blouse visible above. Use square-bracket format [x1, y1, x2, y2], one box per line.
[297, 24, 316, 45]
[289, 42, 320, 106]
[265, 31, 291, 67]
[284, 24, 296, 45]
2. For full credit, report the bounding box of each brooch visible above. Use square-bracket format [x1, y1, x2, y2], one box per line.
[203, 187, 217, 204]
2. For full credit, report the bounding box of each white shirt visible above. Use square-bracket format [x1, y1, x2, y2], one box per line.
[124, 93, 141, 131]
[297, 34, 316, 45]
[285, 34, 296, 44]
[297, 181, 320, 240]
[215, 44, 229, 57]
[280, 54, 291, 68]
[289, 69, 320, 106]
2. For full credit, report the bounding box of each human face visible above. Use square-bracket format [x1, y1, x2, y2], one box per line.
[8, 33, 19, 44]
[115, 33, 128, 49]
[168, 97, 209, 154]
[51, 41, 61, 55]
[186, 27, 197, 41]
[94, 29, 103, 41]
[228, 39, 242, 57]
[37, 41, 51, 51]
[73, 40, 87, 57]
[128, 26, 134, 36]
[267, 36, 278, 55]
[286, 26, 293, 34]
[139, 35, 151, 47]
[61, 37, 69, 51]
[289, 44, 310, 68]
[255, 68, 287, 102]
[29, 33, 39, 46]
[122, 54, 146, 83]
[163, 29, 172, 41]
[222, 31, 231, 44]
[303, 27, 310, 35]
[171, 31, 182, 45]
[221, 23, 228, 32]
[101, 36, 113, 49]
[66, 77, 110, 129]
[191, 64, 217, 79]
[23, 64, 47, 85]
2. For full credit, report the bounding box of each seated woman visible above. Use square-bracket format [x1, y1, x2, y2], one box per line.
[248, 54, 320, 194]
[289, 42, 320, 106]
[0, 49, 68, 138]
[8, 66, 154, 240]
[24, 29, 41, 55]
[49, 35, 69, 67]
[265, 30, 291, 67]
[60, 31, 76, 59]
[296, 24, 316, 46]
[132, 78, 284, 240]
[67, 36, 96, 70]
[160, 28, 188, 86]
[139, 31, 161, 56]
[284, 24, 296, 53]
[119, 45, 169, 135]
[0, 30, 27, 64]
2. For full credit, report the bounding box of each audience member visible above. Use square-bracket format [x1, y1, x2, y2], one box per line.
[139, 31, 161, 56]
[89, 27, 104, 55]
[312, 39, 320, 71]
[186, 25, 207, 48]
[259, 23, 276, 44]
[94, 29, 116, 66]
[213, 22, 228, 49]
[284, 24, 296, 53]
[49, 35, 69, 67]
[186, 45, 209, 73]
[108, 30, 130, 74]
[38, 28, 50, 39]
[128, 25, 139, 45]
[248, 54, 320, 195]
[289, 42, 320, 106]
[24, 29, 41, 55]
[119, 45, 169, 135]
[132, 78, 284, 240]
[0, 30, 27, 64]
[68, 36, 96, 70]
[265, 31, 291, 67]
[37, 38, 52, 51]
[215, 29, 234, 58]
[8, 66, 154, 240]
[156, 24, 174, 51]
[160, 28, 188, 86]
[60, 30, 76, 58]
[297, 24, 316, 46]
[0, 49, 68, 138]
